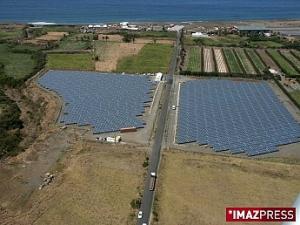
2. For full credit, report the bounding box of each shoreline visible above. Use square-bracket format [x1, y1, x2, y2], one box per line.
[1, 18, 300, 27]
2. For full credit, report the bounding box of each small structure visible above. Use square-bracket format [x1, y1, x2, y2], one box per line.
[237, 26, 271, 36]
[191, 32, 209, 38]
[152, 25, 164, 32]
[154, 72, 163, 82]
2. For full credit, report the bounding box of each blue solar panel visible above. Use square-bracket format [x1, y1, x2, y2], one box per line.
[176, 79, 300, 156]
[38, 70, 154, 133]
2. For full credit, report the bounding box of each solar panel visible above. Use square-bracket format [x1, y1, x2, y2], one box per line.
[38, 70, 154, 134]
[176, 79, 300, 156]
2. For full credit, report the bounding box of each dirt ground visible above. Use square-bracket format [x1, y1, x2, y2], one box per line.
[155, 150, 300, 225]
[36, 32, 69, 41]
[0, 140, 147, 225]
[95, 42, 145, 72]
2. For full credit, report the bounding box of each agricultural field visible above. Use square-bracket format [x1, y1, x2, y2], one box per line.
[116, 43, 173, 74]
[95, 41, 144, 72]
[0, 43, 37, 79]
[292, 50, 300, 59]
[245, 49, 266, 74]
[203, 48, 215, 73]
[256, 49, 280, 71]
[186, 47, 202, 72]
[213, 48, 228, 73]
[187, 35, 247, 47]
[235, 48, 257, 75]
[47, 53, 94, 70]
[57, 34, 92, 51]
[0, 25, 24, 41]
[280, 50, 300, 72]
[155, 150, 300, 225]
[223, 48, 243, 74]
[267, 49, 299, 76]
[291, 90, 300, 105]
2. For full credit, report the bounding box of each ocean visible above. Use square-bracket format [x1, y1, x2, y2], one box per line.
[0, 0, 299, 24]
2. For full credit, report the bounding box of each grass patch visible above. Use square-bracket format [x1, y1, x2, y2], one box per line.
[267, 49, 299, 76]
[47, 53, 94, 70]
[223, 48, 243, 74]
[0, 44, 37, 79]
[116, 43, 173, 73]
[186, 47, 202, 72]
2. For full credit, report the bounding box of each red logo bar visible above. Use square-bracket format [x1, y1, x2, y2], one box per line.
[226, 207, 296, 222]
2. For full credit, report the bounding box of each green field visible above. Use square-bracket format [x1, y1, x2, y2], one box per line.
[0, 44, 37, 79]
[47, 53, 94, 70]
[267, 49, 299, 76]
[223, 48, 244, 74]
[291, 90, 300, 105]
[186, 47, 202, 72]
[281, 51, 300, 72]
[235, 48, 256, 75]
[249, 41, 283, 48]
[116, 43, 173, 73]
[0, 28, 24, 41]
[245, 49, 267, 74]
[189, 35, 246, 47]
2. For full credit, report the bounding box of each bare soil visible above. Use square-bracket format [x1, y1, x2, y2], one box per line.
[36, 32, 69, 41]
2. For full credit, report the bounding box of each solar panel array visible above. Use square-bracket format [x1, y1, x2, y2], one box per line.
[176, 79, 300, 156]
[38, 70, 154, 133]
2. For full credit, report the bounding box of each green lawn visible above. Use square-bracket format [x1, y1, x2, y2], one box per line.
[223, 48, 244, 74]
[267, 49, 299, 76]
[187, 47, 202, 72]
[47, 53, 94, 70]
[245, 49, 266, 74]
[116, 43, 173, 73]
[291, 90, 300, 105]
[0, 44, 36, 79]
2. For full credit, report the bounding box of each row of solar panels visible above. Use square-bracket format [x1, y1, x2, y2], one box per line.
[38, 70, 154, 134]
[176, 79, 300, 156]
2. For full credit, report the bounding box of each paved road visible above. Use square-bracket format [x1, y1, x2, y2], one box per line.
[137, 30, 182, 225]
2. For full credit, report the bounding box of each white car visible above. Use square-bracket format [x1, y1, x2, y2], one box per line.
[138, 211, 143, 219]
[142, 223, 148, 225]
[172, 105, 176, 110]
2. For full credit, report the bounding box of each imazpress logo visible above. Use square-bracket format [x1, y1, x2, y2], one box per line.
[226, 208, 296, 222]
